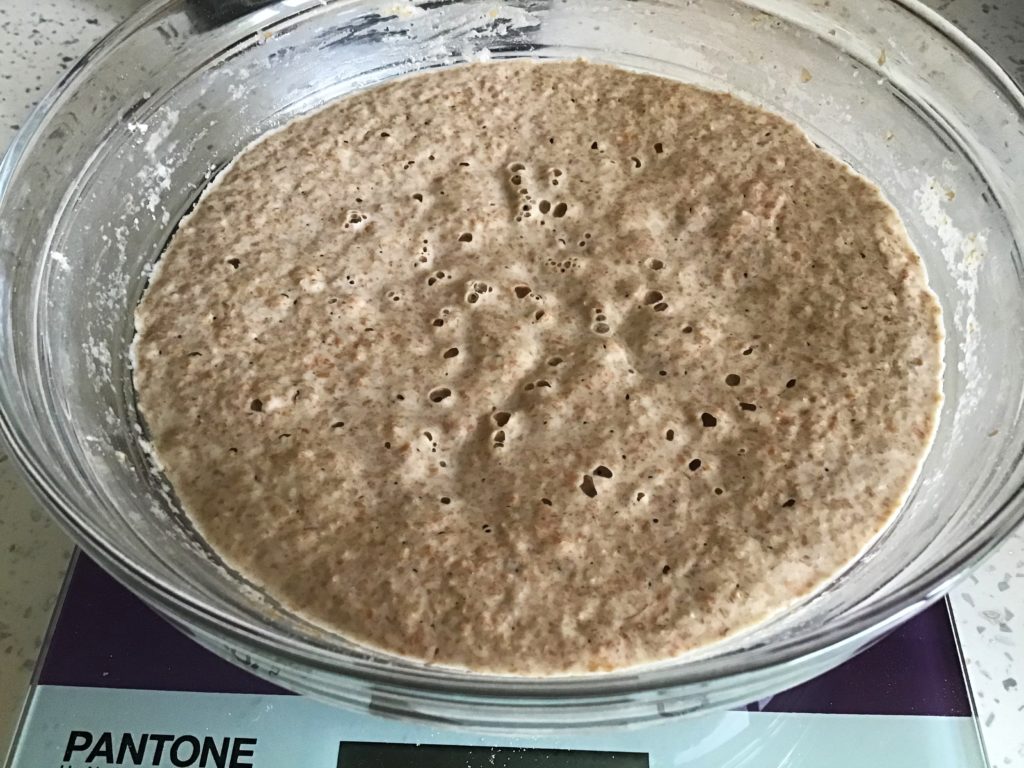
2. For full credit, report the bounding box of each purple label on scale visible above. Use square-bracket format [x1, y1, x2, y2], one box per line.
[38, 556, 972, 717]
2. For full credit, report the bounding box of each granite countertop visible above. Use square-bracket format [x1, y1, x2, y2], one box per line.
[0, 0, 1022, 765]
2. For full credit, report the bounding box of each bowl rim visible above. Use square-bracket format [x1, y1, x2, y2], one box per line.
[2, 0, 1024, 701]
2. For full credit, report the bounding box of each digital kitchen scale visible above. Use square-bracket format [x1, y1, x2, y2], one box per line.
[7, 554, 987, 768]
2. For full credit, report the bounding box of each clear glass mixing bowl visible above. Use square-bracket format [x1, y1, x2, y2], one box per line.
[1, 0, 1023, 730]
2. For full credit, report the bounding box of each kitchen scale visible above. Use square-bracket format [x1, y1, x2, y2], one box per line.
[7, 553, 987, 768]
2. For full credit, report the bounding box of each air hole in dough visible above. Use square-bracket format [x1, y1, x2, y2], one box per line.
[428, 388, 452, 403]
[579, 474, 598, 498]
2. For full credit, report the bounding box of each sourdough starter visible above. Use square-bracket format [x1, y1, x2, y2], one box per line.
[132, 61, 943, 674]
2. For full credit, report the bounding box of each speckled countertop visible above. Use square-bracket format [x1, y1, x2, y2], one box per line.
[0, 0, 1022, 765]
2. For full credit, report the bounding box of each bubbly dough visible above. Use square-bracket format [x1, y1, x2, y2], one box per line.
[133, 61, 943, 674]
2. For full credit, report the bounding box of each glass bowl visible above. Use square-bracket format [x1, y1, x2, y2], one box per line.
[1, 0, 1023, 730]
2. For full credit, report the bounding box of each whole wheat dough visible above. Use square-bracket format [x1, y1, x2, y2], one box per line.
[132, 61, 943, 674]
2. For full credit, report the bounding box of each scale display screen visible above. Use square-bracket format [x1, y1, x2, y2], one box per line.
[337, 742, 649, 768]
